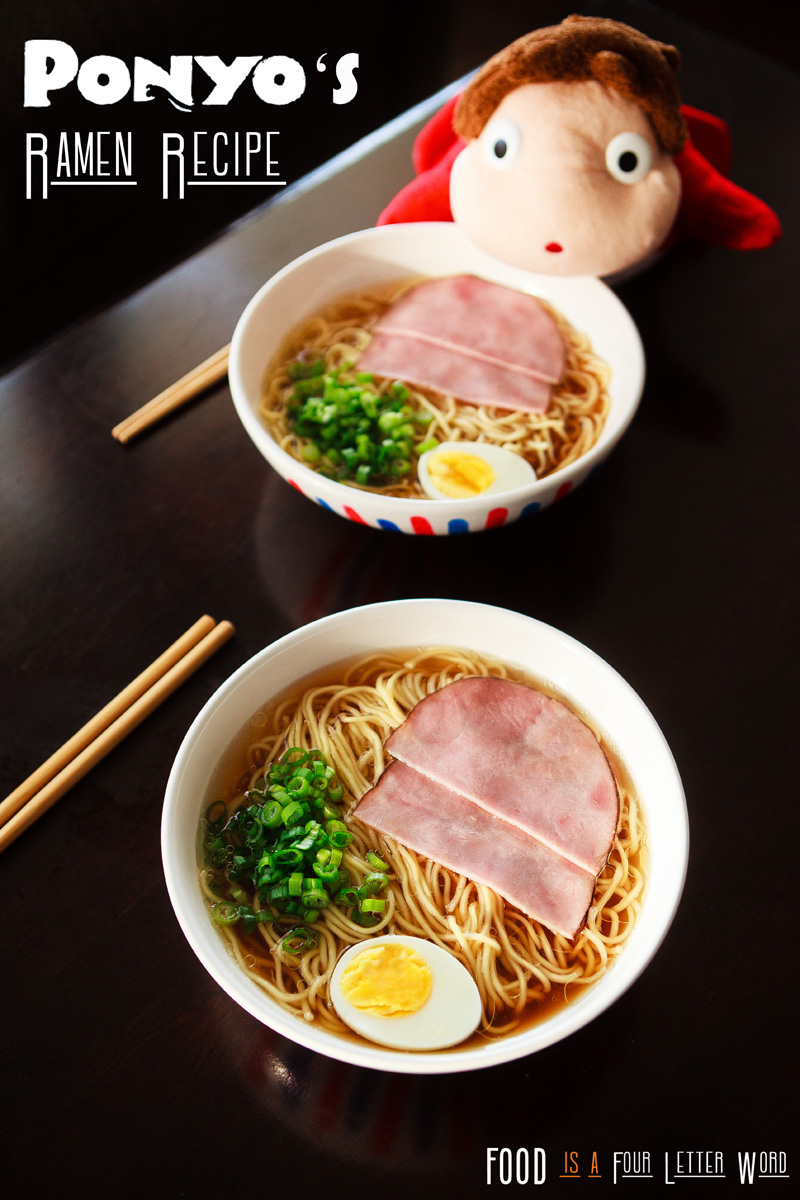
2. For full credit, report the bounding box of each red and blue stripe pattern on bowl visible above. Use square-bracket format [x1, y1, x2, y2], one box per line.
[288, 478, 574, 533]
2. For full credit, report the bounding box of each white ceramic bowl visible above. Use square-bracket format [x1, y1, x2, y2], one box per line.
[228, 224, 645, 535]
[162, 599, 687, 1074]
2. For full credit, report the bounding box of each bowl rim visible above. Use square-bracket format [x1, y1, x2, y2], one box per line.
[162, 598, 688, 1074]
[227, 223, 646, 515]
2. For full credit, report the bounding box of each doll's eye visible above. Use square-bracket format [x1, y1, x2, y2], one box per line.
[481, 117, 521, 169]
[605, 132, 654, 183]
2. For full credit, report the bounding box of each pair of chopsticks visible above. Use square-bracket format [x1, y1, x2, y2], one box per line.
[112, 344, 230, 443]
[0, 615, 234, 854]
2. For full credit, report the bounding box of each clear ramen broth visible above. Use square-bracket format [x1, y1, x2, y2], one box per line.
[198, 647, 645, 1049]
[259, 279, 612, 498]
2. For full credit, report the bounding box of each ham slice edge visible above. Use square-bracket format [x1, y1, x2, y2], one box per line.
[357, 275, 567, 414]
[385, 677, 620, 877]
[355, 760, 596, 941]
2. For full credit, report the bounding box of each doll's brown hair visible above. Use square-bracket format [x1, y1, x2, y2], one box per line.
[454, 14, 687, 154]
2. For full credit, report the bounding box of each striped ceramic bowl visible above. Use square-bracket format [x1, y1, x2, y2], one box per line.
[228, 224, 645, 535]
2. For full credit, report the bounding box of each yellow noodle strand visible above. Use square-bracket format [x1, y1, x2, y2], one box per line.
[199, 650, 644, 1039]
[259, 282, 611, 496]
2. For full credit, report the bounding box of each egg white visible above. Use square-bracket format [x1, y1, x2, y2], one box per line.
[329, 934, 482, 1051]
[417, 441, 536, 500]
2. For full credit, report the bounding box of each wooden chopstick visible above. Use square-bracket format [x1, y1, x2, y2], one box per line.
[112, 344, 230, 443]
[0, 616, 235, 853]
[0, 614, 216, 824]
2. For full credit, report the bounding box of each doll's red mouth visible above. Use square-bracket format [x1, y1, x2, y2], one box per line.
[545, 242, 563, 253]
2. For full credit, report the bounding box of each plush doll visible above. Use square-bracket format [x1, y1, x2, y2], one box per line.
[378, 15, 781, 278]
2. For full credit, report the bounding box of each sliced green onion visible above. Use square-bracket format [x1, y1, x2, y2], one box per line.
[302, 877, 326, 894]
[261, 801, 283, 828]
[293, 832, 317, 853]
[274, 847, 303, 868]
[205, 800, 227, 828]
[284, 748, 308, 767]
[282, 801, 305, 826]
[352, 909, 381, 927]
[360, 898, 386, 913]
[366, 852, 389, 870]
[312, 861, 340, 885]
[208, 744, 359, 931]
[358, 872, 388, 897]
[211, 902, 240, 926]
[280, 824, 306, 842]
[281, 926, 319, 953]
[244, 823, 265, 848]
[286, 366, 434, 487]
[287, 359, 325, 381]
[241, 905, 259, 931]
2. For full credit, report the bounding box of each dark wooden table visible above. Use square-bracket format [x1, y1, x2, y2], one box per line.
[2, 4, 797, 1196]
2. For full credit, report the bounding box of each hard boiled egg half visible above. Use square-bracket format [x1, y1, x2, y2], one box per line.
[329, 934, 482, 1051]
[417, 441, 536, 500]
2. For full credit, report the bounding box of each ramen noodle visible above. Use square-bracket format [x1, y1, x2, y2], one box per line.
[259, 280, 611, 497]
[199, 648, 644, 1043]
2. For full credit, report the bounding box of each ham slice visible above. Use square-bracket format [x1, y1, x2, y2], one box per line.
[357, 275, 566, 413]
[355, 761, 595, 940]
[386, 677, 619, 876]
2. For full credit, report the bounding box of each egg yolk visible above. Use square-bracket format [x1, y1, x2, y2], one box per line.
[339, 944, 433, 1017]
[427, 450, 496, 498]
